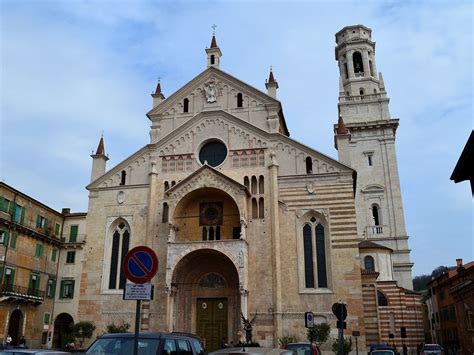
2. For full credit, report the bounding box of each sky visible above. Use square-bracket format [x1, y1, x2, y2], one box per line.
[0, 0, 472, 277]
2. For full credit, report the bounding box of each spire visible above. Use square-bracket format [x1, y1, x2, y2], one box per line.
[265, 66, 279, 99]
[96, 134, 105, 155]
[154, 79, 162, 95]
[268, 67, 276, 83]
[378, 72, 386, 92]
[90, 133, 109, 183]
[206, 25, 222, 69]
[151, 78, 165, 108]
[210, 34, 218, 48]
[337, 115, 348, 134]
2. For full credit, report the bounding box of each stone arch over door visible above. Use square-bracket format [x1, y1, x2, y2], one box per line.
[53, 313, 74, 348]
[7, 309, 23, 345]
[169, 249, 241, 351]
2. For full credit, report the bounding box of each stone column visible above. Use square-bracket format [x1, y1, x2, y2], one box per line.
[240, 288, 249, 318]
[362, 50, 371, 78]
[268, 151, 282, 345]
[146, 159, 159, 244]
[166, 286, 177, 332]
[346, 50, 355, 80]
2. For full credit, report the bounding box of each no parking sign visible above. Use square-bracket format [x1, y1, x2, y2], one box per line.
[123, 246, 158, 284]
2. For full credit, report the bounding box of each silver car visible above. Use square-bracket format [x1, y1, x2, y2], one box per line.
[421, 344, 444, 355]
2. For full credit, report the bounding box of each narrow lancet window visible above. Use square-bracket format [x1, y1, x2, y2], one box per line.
[237, 93, 243, 108]
[353, 52, 364, 74]
[120, 170, 126, 185]
[306, 157, 313, 174]
[183, 98, 189, 113]
[303, 224, 315, 288]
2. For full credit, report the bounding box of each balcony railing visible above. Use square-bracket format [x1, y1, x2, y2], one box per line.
[0, 283, 45, 302]
[365, 225, 386, 237]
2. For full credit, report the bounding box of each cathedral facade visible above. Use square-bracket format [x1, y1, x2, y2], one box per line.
[71, 25, 422, 351]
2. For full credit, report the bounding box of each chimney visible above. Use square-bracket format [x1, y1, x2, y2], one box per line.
[61, 208, 71, 215]
[456, 258, 463, 268]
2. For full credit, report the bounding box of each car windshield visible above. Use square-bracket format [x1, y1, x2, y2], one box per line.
[86, 337, 160, 355]
[371, 351, 395, 355]
[423, 345, 441, 350]
[285, 344, 311, 355]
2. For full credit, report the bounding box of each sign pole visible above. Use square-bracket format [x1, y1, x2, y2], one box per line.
[338, 304, 344, 355]
[134, 299, 141, 355]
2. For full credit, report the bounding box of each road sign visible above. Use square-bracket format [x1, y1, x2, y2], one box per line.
[123, 283, 154, 300]
[332, 302, 347, 321]
[305, 312, 314, 328]
[123, 246, 158, 284]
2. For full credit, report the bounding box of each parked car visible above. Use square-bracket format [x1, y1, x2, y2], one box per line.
[86, 332, 206, 355]
[211, 347, 294, 355]
[368, 345, 397, 355]
[421, 344, 444, 355]
[283, 342, 320, 355]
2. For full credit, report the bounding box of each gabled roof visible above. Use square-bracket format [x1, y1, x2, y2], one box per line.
[146, 66, 281, 117]
[359, 240, 393, 252]
[86, 145, 151, 189]
[166, 164, 250, 197]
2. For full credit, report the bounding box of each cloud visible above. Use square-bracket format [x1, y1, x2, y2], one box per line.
[1, 0, 472, 276]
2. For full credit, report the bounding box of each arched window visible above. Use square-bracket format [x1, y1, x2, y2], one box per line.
[162, 203, 169, 223]
[301, 217, 329, 289]
[120, 170, 126, 185]
[373, 88, 377, 94]
[108, 221, 130, 290]
[372, 205, 380, 226]
[315, 224, 327, 288]
[344, 63, 349, 79]
[251, 176, 257, 194]
[258, 197, 264, 219]
[364, 255, 375, 271]
[252, 198, 258, 219]
[215, 226, 221, 240]
[306, 157, 313, 174]
[183, 98, 189, 113]
[258, 175, 264, 194]
[209, 227, 214, 241]
[210, 55, 215, 65]
[244, 176, 250, 190]
[378, 290, 388, 306]
[171, 181, 176, 187]
[359, 88, 365, 96]
[237, 93, 243, 108]
[202, 227, 207, 241]
[164, 181, 169, 191]
[353, 52, 364, 74]
[303, 224, 315, 288]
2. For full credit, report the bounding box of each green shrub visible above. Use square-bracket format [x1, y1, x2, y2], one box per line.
[331, 336, 352, 355]
[278, 335, 298, 347]
[307, 323, 331, 347]
[106, 321, 131, 333]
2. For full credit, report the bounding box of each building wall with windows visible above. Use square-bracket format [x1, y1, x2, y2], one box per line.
[0, 183, 63, 348]
[50, 211, 86, 349]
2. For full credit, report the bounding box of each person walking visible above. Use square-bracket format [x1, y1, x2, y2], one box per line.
[5, 334, 12, 347]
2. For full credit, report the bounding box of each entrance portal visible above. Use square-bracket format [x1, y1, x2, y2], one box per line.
[197, 298, 228, 351]
[53, 313, 74, 348]
[7, 309, 23, 345]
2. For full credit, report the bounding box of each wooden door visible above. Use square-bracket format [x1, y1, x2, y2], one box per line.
[196, 298, 228, 351]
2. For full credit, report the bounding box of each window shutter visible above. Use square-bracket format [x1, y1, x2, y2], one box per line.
[70, 225, 78, 242]
[52, 279, 57, 297]
[36, 215, 41, 227]
[0, 197, 6, 212]
[54, 223, 60, 236]
[9, 268, 15, 287]
[0, 265, 3, 283]
[51, 249, 57, 262]
[9, 202, 14, 215]
[20, 207, 26, 224]
[44, 218, 49, 229]
[70, 280, 75, 298]
[10, 233, 16, 248]
[59, 280, 65, 299]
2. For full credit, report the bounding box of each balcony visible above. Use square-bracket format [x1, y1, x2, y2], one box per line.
[365, 225, 387, 237]
[0, 283, 44, 304]
[166, 238, 249, 289]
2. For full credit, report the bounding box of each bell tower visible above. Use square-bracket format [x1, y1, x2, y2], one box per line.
[334, 25, 414, 289]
